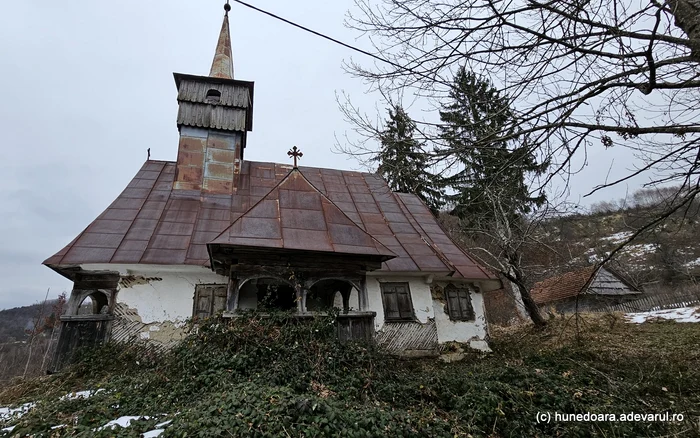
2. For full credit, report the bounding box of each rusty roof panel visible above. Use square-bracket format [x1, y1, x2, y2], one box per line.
[186, 244, 210, 261]
[413, 255, 450, 270]
[279, 190, 322, 210]
[111, 249, 145, 264]
[62, 247, 117, 264]
[239, 217, 282, 239]
[282, 229, 335, 251]
[110, 197, 147, 210]
[195, 219, 231, 233]
[281, 208, 327, 231]
[87, 219, 131, 234]
[384, 256, 419, 271]
[101, 209, 140, 222]
[199, 208, 231, 221]
[151, 234, 191, 250]
[321, 201, 355, 226]
[365, 222, 392, 236]
[355, 202, 380, 214]
[72, 232, 123, 248]
[210, 170, 395, 259]
[117, 240, 149, 252]
[141, 248, 187, 264]
[156, 222, 196, 236]
[46, 160, 495, 281]
[192, 231, 221, 244]
[162, 209, 198, 223]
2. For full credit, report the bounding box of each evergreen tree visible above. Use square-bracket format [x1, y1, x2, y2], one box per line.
[374, 105, 443, 213]
[438, 66, 548, 225]
[438, 67, 550, 326]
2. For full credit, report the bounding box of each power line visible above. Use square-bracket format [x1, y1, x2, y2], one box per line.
[230, 0, 406, 73]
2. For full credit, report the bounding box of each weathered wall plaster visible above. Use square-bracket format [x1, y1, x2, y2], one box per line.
[82, 264, 228, 345]
[116, 270, 228, 324]
[431, 283, 489, 351]
[366, 276, 435, 331]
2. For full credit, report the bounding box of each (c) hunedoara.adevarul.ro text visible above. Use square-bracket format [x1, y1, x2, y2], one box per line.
[536, 412, 684, 423]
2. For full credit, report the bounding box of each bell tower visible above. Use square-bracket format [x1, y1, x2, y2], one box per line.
[172, 2, 254, 194]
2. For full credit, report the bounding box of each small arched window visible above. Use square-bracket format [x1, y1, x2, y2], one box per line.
[205, 89, 221, 103]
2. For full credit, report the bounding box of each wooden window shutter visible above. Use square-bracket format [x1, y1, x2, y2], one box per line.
[381, 282, 414, 321]
[193, 284, 228, 318]
[195, 292, 212, 319]
[445, 284, 475, 321]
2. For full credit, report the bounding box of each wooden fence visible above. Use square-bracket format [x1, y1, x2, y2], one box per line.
[597, 287, 700, 313]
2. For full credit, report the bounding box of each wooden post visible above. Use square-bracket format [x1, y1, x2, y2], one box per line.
[227, 272, 240, 312]
[358, 277, 368, 311]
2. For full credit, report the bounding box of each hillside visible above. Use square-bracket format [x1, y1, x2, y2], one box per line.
[1, 312, 699, 437]
[0, 302, 58, 344]
[538, 202, 700, 288]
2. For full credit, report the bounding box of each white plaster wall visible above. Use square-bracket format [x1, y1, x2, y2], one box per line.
[83, 264, 229, 324]
[432, 284, 488, 344]
[366, 276, 435, 331]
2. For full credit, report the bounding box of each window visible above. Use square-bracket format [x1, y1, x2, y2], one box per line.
[445, 284, 475, 321]
[205, 89, 221, 103]
[193, 284, 227, 318]
[380, 282, 414, 321]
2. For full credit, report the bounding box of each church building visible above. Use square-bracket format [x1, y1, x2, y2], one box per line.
[43, 5, 501, 369]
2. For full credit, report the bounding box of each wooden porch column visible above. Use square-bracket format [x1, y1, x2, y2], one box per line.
[226, 271, 240, 312]
[358, 277, 368, 311]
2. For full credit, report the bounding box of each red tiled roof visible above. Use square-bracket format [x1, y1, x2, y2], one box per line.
[44, 160, 496, 280]
[530, 266, 597, 305]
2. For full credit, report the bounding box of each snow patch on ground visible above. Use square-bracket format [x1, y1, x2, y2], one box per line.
[0, 402, 35, 422]
[684, 257, 700, 268]
[97, 416, 150, 431]
[60, 388, 105, 401]
[603, 231, 633, 244]
[95, 416, 172, 436]
[625, 306, 700, 324]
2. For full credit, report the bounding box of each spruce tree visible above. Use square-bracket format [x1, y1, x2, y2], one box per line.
[438, 66, 548, 225]
[374, 105, 443, 213]
[438, 67, 550, 326]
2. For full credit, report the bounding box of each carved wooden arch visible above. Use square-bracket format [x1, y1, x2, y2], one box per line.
[307, 277, 361, 293]
[228, 274, 299, 312]
[65, 289, 112, 316]
[306, 277, 362, 313]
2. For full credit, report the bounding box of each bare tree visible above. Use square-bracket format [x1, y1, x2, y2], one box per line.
[440, 194, 575, 326]
[344, 0, 700, 219]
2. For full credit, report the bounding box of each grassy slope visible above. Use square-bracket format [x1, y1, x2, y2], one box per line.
[1, 313, 698, 437]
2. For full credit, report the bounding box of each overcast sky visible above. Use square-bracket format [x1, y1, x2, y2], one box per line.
[0, 0, 645, 310]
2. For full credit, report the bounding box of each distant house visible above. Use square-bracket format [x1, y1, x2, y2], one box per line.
[531, 266, 640, 313]
[42, 6, 501, 371]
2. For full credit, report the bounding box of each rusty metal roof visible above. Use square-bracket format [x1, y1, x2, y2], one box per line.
[209, 168, 396, 259]
[44, 160, 496, 280]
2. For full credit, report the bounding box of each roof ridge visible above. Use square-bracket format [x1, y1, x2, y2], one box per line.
[208, 167, 293, 244]
[302, 171, 393, 256]
[111, 162, 167, 264]
[396, 192, 495, 279]
[393, 192, 454, 273]
[208, 168, 396, 259]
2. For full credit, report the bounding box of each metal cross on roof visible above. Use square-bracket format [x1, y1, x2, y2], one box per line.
[287, 146, 303, 168]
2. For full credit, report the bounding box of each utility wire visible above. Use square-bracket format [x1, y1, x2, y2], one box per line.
[230, 0, 410, 74]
